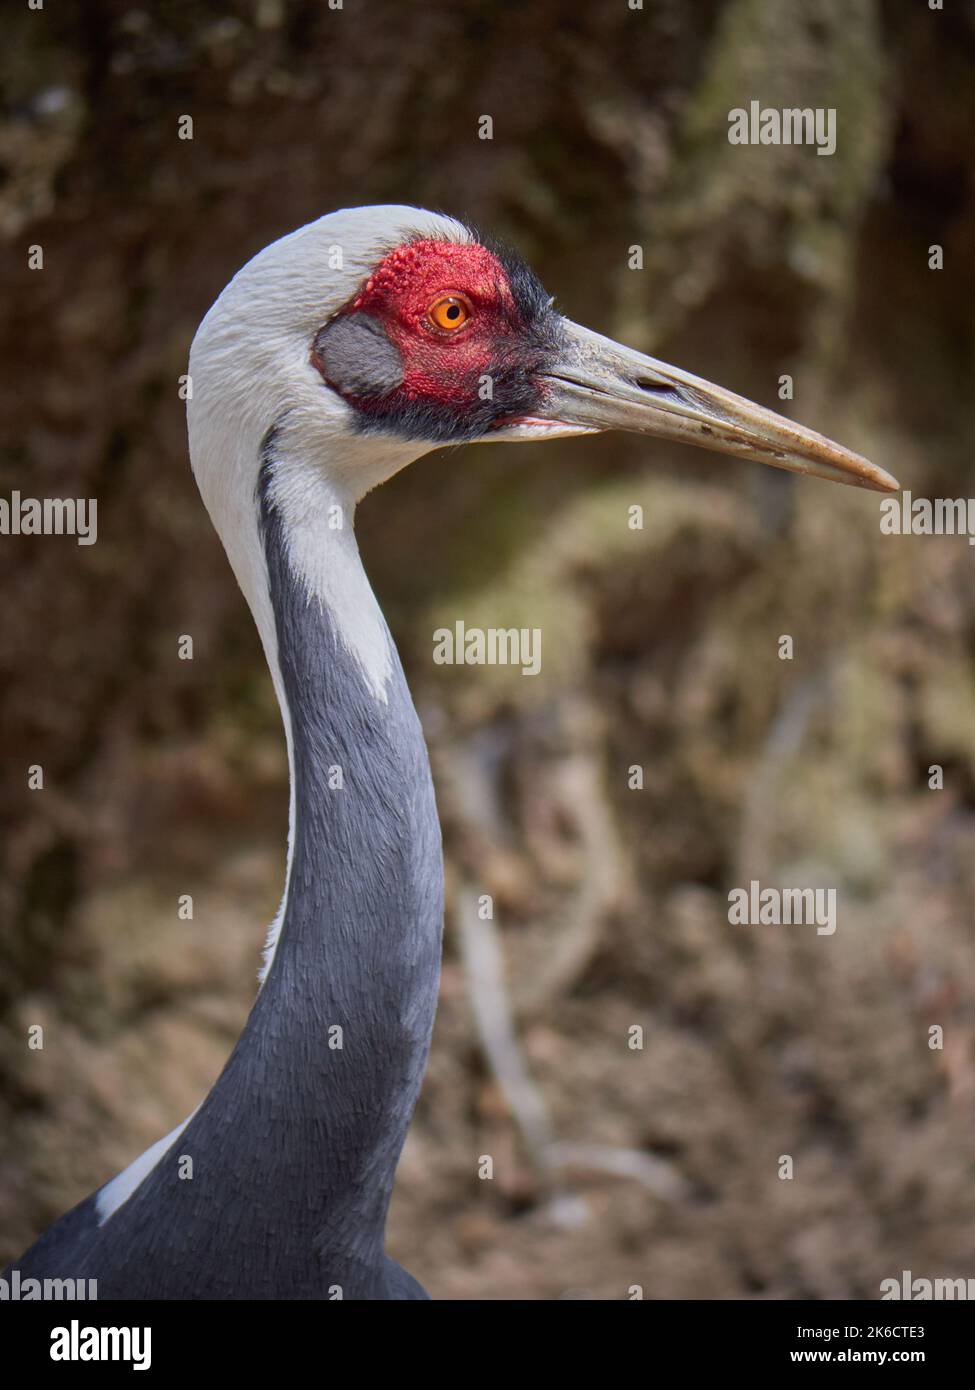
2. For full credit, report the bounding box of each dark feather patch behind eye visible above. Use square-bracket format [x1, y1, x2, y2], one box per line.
[313, 314, 404, 398]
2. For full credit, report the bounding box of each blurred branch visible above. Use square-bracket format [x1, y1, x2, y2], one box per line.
[453, 881, 689, 1206]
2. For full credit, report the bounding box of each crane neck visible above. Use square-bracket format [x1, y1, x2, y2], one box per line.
[185, 434, 445, 1289]
[69, 428, 444, 1299]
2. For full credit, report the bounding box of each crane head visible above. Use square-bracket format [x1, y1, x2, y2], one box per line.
[190, 206, 897, 509]
[187, 203, 897, 685]
[306, 210, 897, 494]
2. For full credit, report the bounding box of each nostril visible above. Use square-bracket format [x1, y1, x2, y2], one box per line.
[634, 378, 683, 401]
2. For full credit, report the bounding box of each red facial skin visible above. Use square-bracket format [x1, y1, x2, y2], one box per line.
[339, 239, 530, 408]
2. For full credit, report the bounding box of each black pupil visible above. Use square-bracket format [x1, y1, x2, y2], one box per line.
[446, 304, 460, 320]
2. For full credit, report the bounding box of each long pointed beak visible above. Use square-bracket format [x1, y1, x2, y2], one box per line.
[507, 318, 898, 493]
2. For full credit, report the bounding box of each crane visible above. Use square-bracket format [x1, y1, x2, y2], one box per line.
[6, 205, 897, 1300]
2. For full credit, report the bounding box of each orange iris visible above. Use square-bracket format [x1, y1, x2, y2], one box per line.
[426, 294, 471, 333]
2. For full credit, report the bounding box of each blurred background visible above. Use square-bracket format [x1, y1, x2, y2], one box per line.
[1, 0, 974, 1298]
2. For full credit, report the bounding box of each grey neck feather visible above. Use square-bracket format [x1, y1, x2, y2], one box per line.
[183, 461, 445, 1291]
[253, 463, 445, 1222]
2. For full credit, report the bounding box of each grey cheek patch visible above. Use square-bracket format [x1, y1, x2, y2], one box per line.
[313, 312, 404, 397]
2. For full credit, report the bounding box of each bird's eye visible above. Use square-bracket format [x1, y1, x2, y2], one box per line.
[426, 294, 471, 333]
